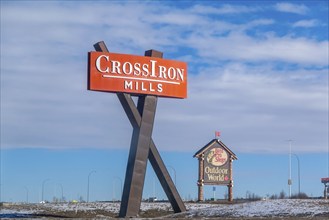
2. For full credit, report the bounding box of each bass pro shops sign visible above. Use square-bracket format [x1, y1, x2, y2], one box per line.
[194, 138, 237, 202]
[88, 52, 187, 98]
[204, 147, 231, 184]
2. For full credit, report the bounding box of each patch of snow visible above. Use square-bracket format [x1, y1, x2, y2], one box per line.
[1, 199, 328, 218]
[176, 199, 329, 218]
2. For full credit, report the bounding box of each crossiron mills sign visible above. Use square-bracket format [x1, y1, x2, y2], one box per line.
[88, 42, 187, 218]
[88, 52, 187, 98]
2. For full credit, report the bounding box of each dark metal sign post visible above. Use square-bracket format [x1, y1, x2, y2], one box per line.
[93, 41, 186, 217]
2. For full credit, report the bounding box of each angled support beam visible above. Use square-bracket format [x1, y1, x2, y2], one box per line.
[119, 94, 157, 217]
[93, 41, 186, 217]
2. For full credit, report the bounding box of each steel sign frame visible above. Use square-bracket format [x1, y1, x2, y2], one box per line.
[91, 41, 186, 217]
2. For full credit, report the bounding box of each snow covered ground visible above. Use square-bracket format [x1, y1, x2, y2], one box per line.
[172, 199, 329, 218]
[1, 199, 328, 219]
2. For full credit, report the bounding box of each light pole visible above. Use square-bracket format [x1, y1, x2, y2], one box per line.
[87, 170, 96, 202]
[58, 184, 64, 202]
[153, 176, 156, 199]
[292, 153, 301, 197]
[167, 165, 177, 186]
[113, 176, 123, 201]
[42, 179, 50, 202]
[24, 186, 29, 203]
[287, 140, 293, 198]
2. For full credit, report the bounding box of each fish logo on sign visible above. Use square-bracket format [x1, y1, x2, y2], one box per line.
[206, 148, 228, 167]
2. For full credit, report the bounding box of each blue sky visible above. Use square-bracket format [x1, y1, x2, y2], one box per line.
[1, 0, 328, 202]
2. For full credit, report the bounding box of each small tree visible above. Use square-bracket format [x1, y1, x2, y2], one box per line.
[52, 197, 59, 203]
[291, 192, 308, 199]
[245, 190, 250, 199]
[224, 192, 228, 200]
[79, 196, 85, 203]
[279, 190, 286, 199]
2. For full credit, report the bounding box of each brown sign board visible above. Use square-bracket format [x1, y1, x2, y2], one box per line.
[88, 52, 187, 98]
[194, 139, 237, 201]
[203, 144, 231, 185]
[321, 177, 329, 184]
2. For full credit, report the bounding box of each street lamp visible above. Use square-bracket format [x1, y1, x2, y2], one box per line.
[292, 153, 301, 197]
[42, 179, 50, 202]
[87, 170, 96, 202]
[287, 140, 293, 198]
[24, 186, 29, 203]
[113, 176, 123, 201]
[153, 176, 157, 199]
[167, 165, 177, 186]
[58, 184, 64, 202]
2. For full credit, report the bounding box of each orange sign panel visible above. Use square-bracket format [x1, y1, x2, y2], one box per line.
[88, 52, 187, 98]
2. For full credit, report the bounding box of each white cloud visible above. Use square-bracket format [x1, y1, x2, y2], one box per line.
[0, 1, 328, 154]
[275, 2, 308, 14]
[153, 64, 328, 153]
[191, 4, 259, 14]
[293, 19, 319, 28]
[3, 2, 325, 66]
[185, 31, 328, 66]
